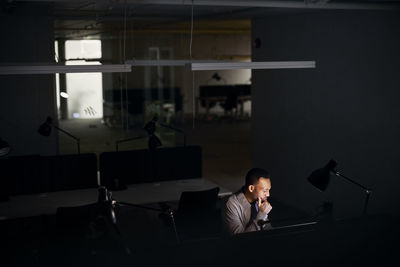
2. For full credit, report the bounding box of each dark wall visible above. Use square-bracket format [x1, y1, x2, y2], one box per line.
[251, 10, 400, 218]
[0, 3, 57, 156]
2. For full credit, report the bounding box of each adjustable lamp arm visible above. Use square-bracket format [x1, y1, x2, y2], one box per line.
[334, 171, 372, 193]
[52, 125, 79, 142]
[38, 117, 80, 154]
[117, 200, 179, 243]
[101, 185, 180, 244]
[115, 136, 147, 152]
[158, 123, 186, 147]
[52, 124, 80, 154]
[117, 201, 163, 212]
[333, 171, 372, 215]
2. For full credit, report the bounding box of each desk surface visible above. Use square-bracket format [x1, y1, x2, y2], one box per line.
[0, 178, 231, 220]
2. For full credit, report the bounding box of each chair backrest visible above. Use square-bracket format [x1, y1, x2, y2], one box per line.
[176, 187, 221, 240]
[177, 187, 220, 216]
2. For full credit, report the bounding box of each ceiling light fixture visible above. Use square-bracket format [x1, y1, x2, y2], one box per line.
[126, 59, 222, 67]
[188, 61, 316, 71]
[0, 64, 132, 75]
[125, 0, 399, 10]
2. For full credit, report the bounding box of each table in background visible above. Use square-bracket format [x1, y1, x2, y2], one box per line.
[0, 178, 231, 220]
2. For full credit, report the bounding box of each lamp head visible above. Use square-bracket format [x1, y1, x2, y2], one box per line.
[308, 159, 338, 191]
[38, 117, 53, 136]
[144, 115, 158, 136]
[0, 137, 10, 157]
[212, 72, 221, 81]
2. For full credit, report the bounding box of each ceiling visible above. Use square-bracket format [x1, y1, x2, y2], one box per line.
[3, 0, 400, 39]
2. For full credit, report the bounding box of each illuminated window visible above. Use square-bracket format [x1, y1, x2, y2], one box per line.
[64, 40, 103, 119]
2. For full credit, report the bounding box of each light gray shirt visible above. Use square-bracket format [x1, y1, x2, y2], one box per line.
[223, 190, 270, 235]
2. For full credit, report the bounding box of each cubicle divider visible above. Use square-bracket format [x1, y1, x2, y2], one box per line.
[0, 146, 203, 198]
[40, 153, 98, 192]
[0, 153, 98, 197]
[99, 145, 202, 190]
[0, 154, 42, 196]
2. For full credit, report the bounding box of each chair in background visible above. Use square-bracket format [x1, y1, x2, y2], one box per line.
[221, 90, 238, 117]
[173, 187, 221, 241]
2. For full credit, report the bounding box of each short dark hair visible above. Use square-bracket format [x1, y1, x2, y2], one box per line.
[245, 168, 270, 187]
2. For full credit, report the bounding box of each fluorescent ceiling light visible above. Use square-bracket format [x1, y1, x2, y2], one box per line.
[126, 59, 222, 67]
[114, 0, 399, 10]
[188, 61, 316, 71]
[0, 64, 131, 75]
[126, 60, 316, 71]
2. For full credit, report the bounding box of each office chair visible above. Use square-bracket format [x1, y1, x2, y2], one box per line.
[174, 187, 221, 240]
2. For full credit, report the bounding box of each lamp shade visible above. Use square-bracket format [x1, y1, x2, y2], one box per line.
[0, 138, 10, 157]
[212, 72, 222, 81]
[38, 117, 53, 136]
[308, 159, 338, 191]
[144, 116, 157, 135]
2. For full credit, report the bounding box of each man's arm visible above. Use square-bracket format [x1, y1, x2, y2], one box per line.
[224, 198, 267, 235]
[256, 197, 273, 231]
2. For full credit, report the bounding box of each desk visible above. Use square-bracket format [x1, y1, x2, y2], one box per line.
[196, 95, 251, 118]
[0, 178, 231, 220]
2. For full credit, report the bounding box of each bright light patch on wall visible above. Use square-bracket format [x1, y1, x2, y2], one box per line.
[65, 40, 101, 60]
[55, 40, 59, 63]
[73, 113, 80, 118]
[66, 60, 103, 119]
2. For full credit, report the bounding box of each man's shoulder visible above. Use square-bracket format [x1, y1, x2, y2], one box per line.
[226, 190, 244, 205]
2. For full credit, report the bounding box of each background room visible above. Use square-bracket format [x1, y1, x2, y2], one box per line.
[1, 1, 400, 266]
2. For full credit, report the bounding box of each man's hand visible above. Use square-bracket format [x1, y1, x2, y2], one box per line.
[258, 197, 272, 214]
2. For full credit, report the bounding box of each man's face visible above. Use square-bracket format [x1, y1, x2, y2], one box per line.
[250, 177, 271, 202]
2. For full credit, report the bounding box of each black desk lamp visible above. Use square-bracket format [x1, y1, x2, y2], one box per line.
[146, 115, 186, 147]
[207, 72, 227, 85]
[144, 115, 163, 150]
[0, 137, 10, 157]
[38, 116, 80, 154]
[115, 115, 185, 151]
[308, 159, 372, 215]
[115, 116, 162, 151]
[57, 186, 180, 256]
[97, 186, 180, 244]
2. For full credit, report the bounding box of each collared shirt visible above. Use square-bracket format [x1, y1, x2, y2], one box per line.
[223, 189, 270, 235]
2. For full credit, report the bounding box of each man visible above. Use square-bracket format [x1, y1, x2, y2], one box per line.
[223, 168, 272, 235]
